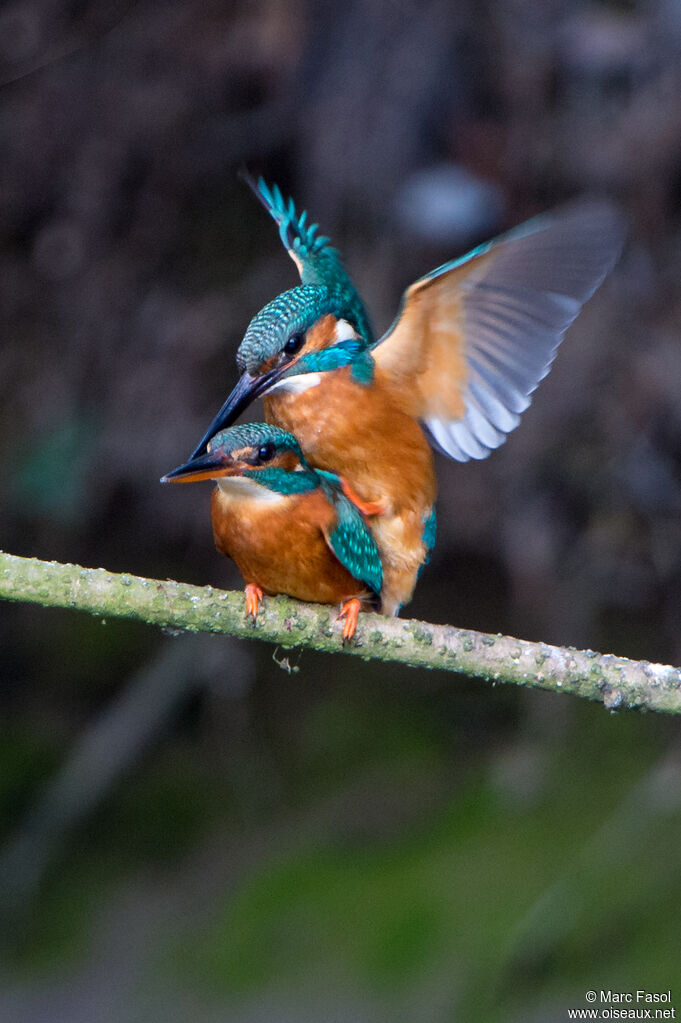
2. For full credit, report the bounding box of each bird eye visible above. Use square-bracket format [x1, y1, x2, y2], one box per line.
[283, 332, 304, 357]
[258, 442, 275, 462]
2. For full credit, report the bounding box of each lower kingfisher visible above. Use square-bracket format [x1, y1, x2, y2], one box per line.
[180, 177, 626, 614]
[162, 423, 383, 640]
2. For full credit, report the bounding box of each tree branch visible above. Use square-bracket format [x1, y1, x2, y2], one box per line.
[2, 550, 680, 714]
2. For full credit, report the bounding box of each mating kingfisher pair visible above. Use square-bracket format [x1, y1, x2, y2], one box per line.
[162, 176, 625, 640]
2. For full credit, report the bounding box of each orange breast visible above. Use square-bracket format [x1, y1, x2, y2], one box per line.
[264, 366, 436, 613]
[210, 485, 371, 606]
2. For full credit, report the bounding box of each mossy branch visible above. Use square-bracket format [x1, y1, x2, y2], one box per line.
[2, 549, 680, 714]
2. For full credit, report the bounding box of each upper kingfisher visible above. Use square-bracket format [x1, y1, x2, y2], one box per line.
[162, 423, 382, 640]
[182, 177, 626, 615]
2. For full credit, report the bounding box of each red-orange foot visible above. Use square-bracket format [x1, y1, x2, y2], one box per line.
[338, 597, 362, 642]
[244, 583, 264, 620]
[339, 476, 387, 518]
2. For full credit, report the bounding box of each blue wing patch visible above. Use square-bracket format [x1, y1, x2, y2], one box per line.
[417, 506, 437, 580]
[317, 473, 383, 596]
[422, 507, 437, 563]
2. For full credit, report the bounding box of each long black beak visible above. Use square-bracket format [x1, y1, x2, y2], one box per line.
[188, 369, 278, 461]
[160, 449, 233, 484]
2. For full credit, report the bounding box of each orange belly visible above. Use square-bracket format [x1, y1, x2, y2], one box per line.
[264, 366, 436, 613]
[210, 486, 372, 606]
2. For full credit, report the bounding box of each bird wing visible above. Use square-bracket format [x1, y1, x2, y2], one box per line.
[317, 473, 383, 596]
[421, 507, 437, 568]
[243, 174, 374, 342]
[372, 201, 626, 461]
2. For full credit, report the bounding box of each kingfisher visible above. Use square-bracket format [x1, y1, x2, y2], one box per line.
[181, 177, 625, 615]
[162, 423, 382, 640]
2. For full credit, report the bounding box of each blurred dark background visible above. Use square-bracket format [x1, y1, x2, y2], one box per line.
[2, 1, 681, 1020]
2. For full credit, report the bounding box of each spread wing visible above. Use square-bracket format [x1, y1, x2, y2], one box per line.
[372, 201, 626, 461]
[242, 173, 373, 342]
[317, 473, 383, 596]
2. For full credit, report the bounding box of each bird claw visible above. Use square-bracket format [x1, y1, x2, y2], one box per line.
[338, 476, 387, 518]
[338, 597, 361, 642]
[244, 583, 263, 620]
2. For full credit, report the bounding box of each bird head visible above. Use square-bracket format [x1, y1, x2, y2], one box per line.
[186, 286, 373, 461]
[161, 423, 316, 494]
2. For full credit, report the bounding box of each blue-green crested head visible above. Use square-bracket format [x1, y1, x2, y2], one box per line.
[207, 422, 319, 495]
[162, 422, 316, 490]
[208, 422, 305, 464]
[234, 285, 375, 395]
[236, 285, 371, 375]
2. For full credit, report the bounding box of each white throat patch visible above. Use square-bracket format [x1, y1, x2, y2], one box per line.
[335, 318, 360, 342]
[266, 371, 323, 395]
[216, 476, 287, 503]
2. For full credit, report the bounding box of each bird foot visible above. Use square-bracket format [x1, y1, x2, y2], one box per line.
[338, 597, 361, 642]
[338, 477, 387, 517]
[244, 583, 264, 620]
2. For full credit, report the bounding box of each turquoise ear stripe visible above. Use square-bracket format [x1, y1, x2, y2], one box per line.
[293, 341, 375, 385]
[242, 467, 319, 496]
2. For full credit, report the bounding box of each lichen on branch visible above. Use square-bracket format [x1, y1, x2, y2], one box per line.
[1, 550, 680, 715]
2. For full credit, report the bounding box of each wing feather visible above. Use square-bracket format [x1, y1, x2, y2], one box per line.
[374, 200, 626, 461]
[242, 173, 374, 343]
[317, 474, 383, 596]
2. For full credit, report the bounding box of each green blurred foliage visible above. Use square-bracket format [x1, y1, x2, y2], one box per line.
[4, 672, 679, 1020]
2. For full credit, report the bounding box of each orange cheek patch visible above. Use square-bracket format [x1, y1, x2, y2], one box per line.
[303, 313, 338, 353]
[272, 450, 303, 472]
[259, 353, 281, 375]
[255, 314, 338, 379]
